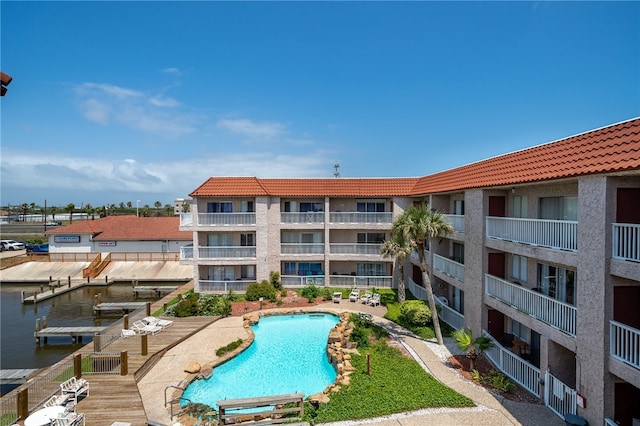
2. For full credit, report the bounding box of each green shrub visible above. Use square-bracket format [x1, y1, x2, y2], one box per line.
[489, 370, 514, 393]
[320, 287, 334, 301]
[300, 284, 319, 303]
[245, 280, 277, 302]
[173, 293, 200, 317]
[269, 271, 282, 290]
[216, 339, 243, 356]
[399, 300, 432, 327]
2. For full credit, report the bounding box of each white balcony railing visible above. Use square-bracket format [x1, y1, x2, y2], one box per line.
[434, 296, 464, 330]
[281, 275, 326, 287]
[612, 223, 640, 262]
[280, 212, 325, 224]
[329, 275, 392, 288]
[483, 331, 541, 398]
[444, 214, 465, 233]
[433, 254, 465, 282]
[180, 246, 193, 260]
[544, 370, 577, 419]
[409, 249, 431, 266]
[610, 320, 640, 370]
[329, 212, 393, 224]
[198, 280, 254, 293]
[179, 213, 193, 226]
[329, 243, 383, 255]
[486, 217, 578, 251]
[485, 274, 577, 336]
[198, 246, 256, 259]
[197, 213, 256, 226]
[280, 243, 324, 255]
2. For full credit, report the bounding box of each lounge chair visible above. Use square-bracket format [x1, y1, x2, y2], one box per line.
[143, 316, 173, 329]
[131, 320, 162, 335]
[349, 290, 360, 303]
[360, 291, 372, 304]
[121, 329, 136, 338]
[53, 412, 85, 426]
[332, 292, 342, 303]
[368, 293, 381, 307]
[60, 377, 89, 404]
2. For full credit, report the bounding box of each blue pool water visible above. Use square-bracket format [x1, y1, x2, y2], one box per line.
[181, 313, 339, 409]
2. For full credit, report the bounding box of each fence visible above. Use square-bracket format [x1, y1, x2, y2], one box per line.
[544, 370, 577, 418]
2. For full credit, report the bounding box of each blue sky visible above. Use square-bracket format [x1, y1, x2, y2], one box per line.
[1, 1, 639, 208]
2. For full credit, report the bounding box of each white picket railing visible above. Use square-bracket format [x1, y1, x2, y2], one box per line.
[180, 246, 193, 260]
[444, 214, 465, 233]
[329, 212, 393, 224]
[407, 277, 428, 301]
[280, 243, 325, 255]
[482, 331, 541, 398]
[486, 217, 578, 251]
[433, 254, 465, 282]
[612, 223, 640, 262]
[484, 274, 577, 336]
[198, 280, 254, 293]
[610, 320, 640, 370]
[544, 370, 577, 418]
[329, 275, 392, 288]
[280, 212, 325, 224]
[281, 275, 326, 287]
[434, 296, 464, 330]
[196, 213, 256, 226]
[198, 246, 256, 259]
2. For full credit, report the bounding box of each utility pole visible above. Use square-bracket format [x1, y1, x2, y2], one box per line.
[333, 163, 340, 178]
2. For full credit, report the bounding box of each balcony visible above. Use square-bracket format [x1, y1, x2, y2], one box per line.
[434, 296, 464, 330]
[180, 246, 193, 260]
[199, 279, 253, 293]
[485, 274, 577, 336]
[433, 254, 465, 282]
[444, 214, 465, 233]
[486, 217, 577, 252]
[180, 213, 193, 227]
[280, 212, 324, 224]
[198, 246, 256, 259]
[190, 213, 257, 226]
[329, 275, 392, 288]
[329, 212, 393, 224]
[329, 243, 383, 255]
[610, 320, 640, 370]
[280, 243, 324, 255]
[613, 223, 640, 262]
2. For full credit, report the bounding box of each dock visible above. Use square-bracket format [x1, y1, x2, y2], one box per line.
[0, 369, 40, 385]
[93, 302, 148, 315]
[132, 285, 179, 298]
[34, 326, 107, 344]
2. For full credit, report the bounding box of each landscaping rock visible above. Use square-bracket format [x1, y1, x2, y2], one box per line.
[184, 361, 201, 374]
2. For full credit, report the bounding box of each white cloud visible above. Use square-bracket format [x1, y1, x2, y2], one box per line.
[162, 67, 182, 76]
[217, 118, 287, 140]
[74, 82, 197, 138]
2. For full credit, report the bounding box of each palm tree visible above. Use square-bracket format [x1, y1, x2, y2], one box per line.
[50, 206, 57, 221]
[452, 327, 493, 371]
[182, 202, 190, 213]
[380, 229, 412, 302]
[154, 201, 162, 210]
[393, 203, 454, 345]
[164, 204, 173, 216]
[127, 201, 133, 209]
[66, 203, 75, 224]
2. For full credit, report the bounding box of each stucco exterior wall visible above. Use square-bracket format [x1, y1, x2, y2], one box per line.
[462, 189, 485, 336]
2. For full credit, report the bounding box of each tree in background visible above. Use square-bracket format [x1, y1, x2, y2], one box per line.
[50, 206, 57, 221]
[380, 228, 412, 303]
[127, 201, 133, 209]
[66, 203, 75, 224]
[165, 204, 173, 216]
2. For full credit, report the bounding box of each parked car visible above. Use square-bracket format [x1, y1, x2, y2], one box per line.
[0, 240, 26, 251]
[45, 221, 62, 226]
[27, 243, 49, 254]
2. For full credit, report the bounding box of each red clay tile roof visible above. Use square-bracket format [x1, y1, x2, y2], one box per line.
[45, 216, 191, 241]
[412, 117, 640, 194]
[190, 177, 421, 197]
[189, 117, 640, 197]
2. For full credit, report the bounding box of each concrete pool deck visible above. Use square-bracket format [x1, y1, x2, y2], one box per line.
[138, 299, 563, 426]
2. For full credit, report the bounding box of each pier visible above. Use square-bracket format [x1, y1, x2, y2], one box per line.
[0, 369, 40, 385]
[21, 275, 112, 304]
[93, 302, 148, 315]
[132, 285, 179, 298]
[34, 317, 107, 344]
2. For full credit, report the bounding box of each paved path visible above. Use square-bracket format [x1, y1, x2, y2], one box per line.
[138, 298, 563, 426]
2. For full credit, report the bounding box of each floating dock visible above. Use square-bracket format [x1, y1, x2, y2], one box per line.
[0, 369, 40, 385]
[93, 302, 148, 315]
[132, 286, 179, 298]
[34, 326, 107, 344]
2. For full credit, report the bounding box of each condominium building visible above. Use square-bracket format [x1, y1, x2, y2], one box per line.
[180, 117, 640, 425]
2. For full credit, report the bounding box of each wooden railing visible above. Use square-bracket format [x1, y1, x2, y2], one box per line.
[82, 253, 102, 278]
[485, 274, 577, 336]
[612, 223, 640, 262]
[486, 216, 578, 251]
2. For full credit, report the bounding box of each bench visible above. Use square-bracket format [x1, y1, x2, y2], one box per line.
[60, 377, 89, 404]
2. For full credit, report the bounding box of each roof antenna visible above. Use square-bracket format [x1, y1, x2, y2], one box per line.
[333, 163, 340, 178]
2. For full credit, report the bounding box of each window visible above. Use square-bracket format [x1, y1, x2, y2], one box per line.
[357, 233, 385, 244]
[537, 263, 576, 305]
[538, 196, 577, 221]
[452, 287, 464, 314]
[356, 262, 386, 276]
[452, 242, 464, 264]
[283, 262, 323, 276]
[282, 232, 321, 243]
[240, 233, 254, 246]
[240, 265, 255, 279]
[209, 266, 234, 281]
[453, 200, 465, 215]
[357, 200, 386, 212]
[241, 201, 254, 213]
[299, 202, 323, 212]
[512, 195, 528, 218]
[207, 233, 233, 246]
[207, 202, 233, 213]
[508, 318, 529, 341]
[511, 255, 527, 282]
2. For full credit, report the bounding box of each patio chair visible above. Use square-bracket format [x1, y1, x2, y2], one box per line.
[60, 377, 89, 404]
[349, 290, 360, 303]
[121, 328, 136, 338]
[143, 316, 173, 329]
[360, 291, 372, 304]
[332, 292, 342, 303]
[53, 412, 85, 426]
[368, 293, 381, 307]
[131, 320, 162, 335]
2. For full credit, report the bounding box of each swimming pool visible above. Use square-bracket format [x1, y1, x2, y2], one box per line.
[181, 313, 339, 409]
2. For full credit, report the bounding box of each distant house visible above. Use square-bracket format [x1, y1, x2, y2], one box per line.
[45, 215, 192, 253]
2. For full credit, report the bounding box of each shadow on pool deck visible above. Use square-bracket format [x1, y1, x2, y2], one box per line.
[137, 299, 562, 426]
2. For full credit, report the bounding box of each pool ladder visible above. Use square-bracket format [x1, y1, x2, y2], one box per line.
[164, 382, 191, 420]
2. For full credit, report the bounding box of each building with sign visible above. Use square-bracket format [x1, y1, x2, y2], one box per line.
[45, 215, 191, 253]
